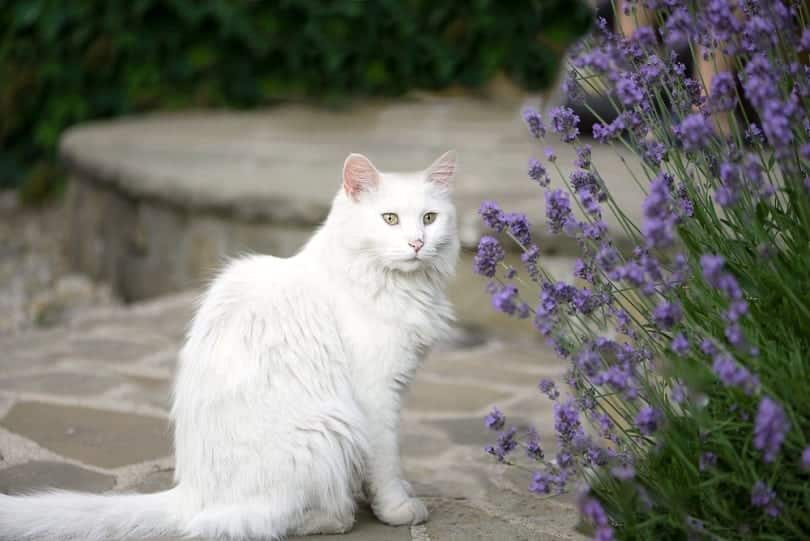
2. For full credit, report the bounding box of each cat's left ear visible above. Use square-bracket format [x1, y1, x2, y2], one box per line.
[426, 150, 457, 188]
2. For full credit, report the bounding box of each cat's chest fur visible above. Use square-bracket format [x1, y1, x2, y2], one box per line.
[331, 273, 453, 385]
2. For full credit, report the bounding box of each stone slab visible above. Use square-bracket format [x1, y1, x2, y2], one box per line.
[425, 498, 538, 541]
[60, 99, 644, 243]
[1, 402, 172, 468]
[0, 371, 123, 396]
[403, 381, 511, 414]
[60, 98, 647, 300]
[0, 460, 116, 494]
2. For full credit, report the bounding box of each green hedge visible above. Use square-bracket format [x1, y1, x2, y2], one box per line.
[0, 0, 591, 199]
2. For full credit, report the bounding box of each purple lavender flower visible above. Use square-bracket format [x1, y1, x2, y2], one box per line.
[503, 212, 531, 246]
[753, 396, 790, 464]
[742, 15, 777, 54]
[528, 158, 548, 186]
[573, 259, 594, 283]
[583, 220, 607, 241]
[635, 406, 661, 435]
[485, 425, 519, 462]
[545, 189, 573, 234]
[642, 175, 677, 248]
[526, 436, 544, 460]
[538, 378, 560, 400]
[743, 55, 779, 111]
[751, 481, 782, 517]
[573, 288, 607, 316]
[522, 108, 545, 138]
[491, 284, 526, 318]
[611, 464, 635, 481]
[576, 48, 612, 73]
[801, 447, 810, 471]
[596, 244, 619, 272]
[529, 471, 554, 494]
[673, 113, 715, 152]
[563, 69, 585, 104]
[662, 7, 693, 47]
[706, 0, 743, 43]
[671, 333, 689, 356]
[712, 353, 759, 395]
[641, 139, 666, 166]
[554, 399, 583, 444]
[549, 106, 580, 143]
[579, 496, 613, 541]
[700, 254, 726, 286]
[485, 406, 505, 430]
[709, 71, 738, 112]
[545, 147, 557, 162]
[575, 144, 592, 169]
[700, 338, 718, 356]
[670, 383, 687, 404]
[652, 300, 683, 329]
[699, 452, 717, 472]
[473, 236, 505, 278]
[521, 244, 540, 281]
[801, 27, 810, 52]
[478, 200, 505, 231]
[616, 74, 645, 107]
[640, 54, 664, 84]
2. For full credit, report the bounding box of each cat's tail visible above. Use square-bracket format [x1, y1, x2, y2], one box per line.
[0, 487, 183, 541]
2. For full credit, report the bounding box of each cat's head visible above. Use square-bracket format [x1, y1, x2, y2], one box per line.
[335, 151, 459, 274]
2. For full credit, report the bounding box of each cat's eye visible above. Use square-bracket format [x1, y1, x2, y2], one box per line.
[422, 212, 437, 225]
[382, 212, 399, 225]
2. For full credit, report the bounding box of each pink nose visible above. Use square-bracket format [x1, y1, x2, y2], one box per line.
[408, 239, 424, 253]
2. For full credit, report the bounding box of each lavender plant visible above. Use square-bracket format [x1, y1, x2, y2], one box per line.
[476, 1, 810, 539]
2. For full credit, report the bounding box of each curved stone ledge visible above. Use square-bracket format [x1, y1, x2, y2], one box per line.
[60, 98, 643, 301]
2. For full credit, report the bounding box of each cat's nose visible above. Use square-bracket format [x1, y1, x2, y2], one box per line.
[408, 239, 424, 253]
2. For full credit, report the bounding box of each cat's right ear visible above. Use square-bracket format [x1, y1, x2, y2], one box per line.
[343, 153, 379, 201]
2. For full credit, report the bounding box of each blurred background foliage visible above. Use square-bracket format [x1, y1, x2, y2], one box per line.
[0, 0, 591, 201]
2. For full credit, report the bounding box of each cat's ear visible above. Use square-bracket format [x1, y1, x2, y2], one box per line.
[343, 153, 380, 201]
[426, 150, 457, 188]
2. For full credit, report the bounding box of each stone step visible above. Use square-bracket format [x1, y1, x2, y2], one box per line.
[60, 97, 644, 301]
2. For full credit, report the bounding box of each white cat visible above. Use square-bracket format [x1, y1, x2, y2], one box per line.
[0, 151, 460, 540]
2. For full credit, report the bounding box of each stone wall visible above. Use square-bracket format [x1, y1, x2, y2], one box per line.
[66, 178, 311, 301]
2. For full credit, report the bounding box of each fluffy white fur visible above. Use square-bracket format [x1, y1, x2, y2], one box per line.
[0, 151, 460, 540]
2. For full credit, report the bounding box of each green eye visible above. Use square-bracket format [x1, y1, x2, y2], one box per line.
[382, 212, 399, 225]
[423, 212, 437, 225]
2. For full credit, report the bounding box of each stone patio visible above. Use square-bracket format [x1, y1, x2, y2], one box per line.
[0, 277, 585, 540]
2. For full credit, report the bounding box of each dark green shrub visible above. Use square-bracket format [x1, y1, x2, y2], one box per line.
[0, 0, 591, 198]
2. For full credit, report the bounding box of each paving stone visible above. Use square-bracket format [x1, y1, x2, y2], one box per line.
[1, 402, 172, 468]
[0, 371, 123, 396]
[404, 381, 510, 414]
[120, 375, 172, 409]
[0, 460, 116, 494]
[424, 498, 537, 541]
[426, 352, 549, 387]
[429, 417, 533, 448]
[400, 428, 450, 459]
[484, 488, 584, 540]
[131, 467, 175, 493]
[68, 336, 163, 364]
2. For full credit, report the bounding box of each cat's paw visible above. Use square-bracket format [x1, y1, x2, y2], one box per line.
[400, 479, 415, 497]
[373, 496, 429, 526]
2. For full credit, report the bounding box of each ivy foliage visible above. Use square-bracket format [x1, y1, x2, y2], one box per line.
[0, 0, 591, 198]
